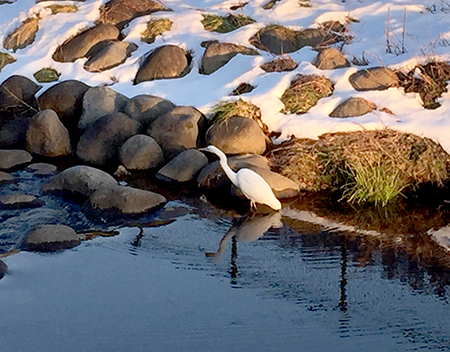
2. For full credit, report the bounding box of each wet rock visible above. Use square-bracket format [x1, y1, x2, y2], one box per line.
[26, 109, 72, 157]
[25, 224, 81, 252]
[119, 134, 164, 170]
[78, 86, 129, 132]
[205, 116, 266, 155]
[0, 149, 32, 170]
[0, 193, 42, 209]
[84, 40, 138, 72]
[312, 48, 350, 70]
[87, 184, 167, 215]
[0, 260, 6, 280]
[3, 17, 39, 52]
[77, 112, 141, 166]
[329, 97, 377, 118]
[157, 149, 208, 182]
[0, 117, 31, 148]
[125, 95, 175, 129]
[26, 162, 57, 175]
[37, 80, 90, 135]
[147, 106, 206, 160]
[0, 171, 14, 184]
[52, 24, 120, 63]
[134, 45, 190, 84]
[42, 165, 118, 198]
[201, 42, 258, 75]
[98, 0, 165, 29]
[260, 54, 298, 72]
[349, 67, 399, 91]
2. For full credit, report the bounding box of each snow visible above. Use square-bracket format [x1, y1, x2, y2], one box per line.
[1, 0, 450, 149]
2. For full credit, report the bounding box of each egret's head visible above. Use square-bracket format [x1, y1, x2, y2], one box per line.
[199, 145, 222, 156]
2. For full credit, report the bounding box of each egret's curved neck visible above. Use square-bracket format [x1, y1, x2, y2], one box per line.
[216, 150, 238, 186]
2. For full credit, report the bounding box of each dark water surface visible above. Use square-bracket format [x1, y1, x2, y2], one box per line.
[1, 169, 450, 351]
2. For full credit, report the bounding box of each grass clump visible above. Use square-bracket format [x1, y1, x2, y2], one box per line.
[0, 52, 15, 72]
[33, 68, 60, 82]
[3, 17, 39, 52]
[281, 74, 334, 114]
[141, 18, 172, 44]
[298, 0, 312, 7]
[46, 4, 78, 14]
[202, 13, 255, 33]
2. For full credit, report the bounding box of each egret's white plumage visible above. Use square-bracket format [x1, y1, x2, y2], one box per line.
[201, 145, 281, 211]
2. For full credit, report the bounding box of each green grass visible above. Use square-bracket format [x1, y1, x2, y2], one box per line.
[209, 99, 261, 125]
[141, 18, 172, 44]
[33, 68, 60, 83]
[202, 13, 255, 33]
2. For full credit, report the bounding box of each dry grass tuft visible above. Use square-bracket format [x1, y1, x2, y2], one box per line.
[202, 13, 255, 33]
[141, 18, 172, 44]
[33, 68, 60, 83]
[3, 18, 39, 52]
[0, 52, 15, 72]
[46, 4, 78, 14]
[281, 74, 334, 114]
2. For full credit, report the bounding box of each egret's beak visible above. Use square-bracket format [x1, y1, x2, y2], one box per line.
[198, 148, 208, 152]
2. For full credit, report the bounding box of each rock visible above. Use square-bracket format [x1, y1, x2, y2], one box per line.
[98, 0, 165, 29]
[25, 224, 81, 252]
[77, 112, 141, 166]
[134, 45, 190, 84]
[157, 149, 208, 182]
[329, 97, 377, 118]
[125, 94, 175, 129]
[37, 80, 90, 135]
[114, 165, 131, 178]
[3, 17, 39, 52]
[87, 184, 167, 215]
[0, 193, 42, 209]
[26, 109, 72, 157]
[84, 40, 138, 72]
[312, 48, 350, 70]
[260, 54, 298, 72]
[201, 42, 258, 75]
[0, 171, 14, 184]
[119, 134, 164, 170]
[205, 116, 266, 155]
[349, 67, 399, 91]
[0, 260, 7, 280]
[0, 149, 32, 170]
[26, 162, 57, 175]
[147, 106, 206, 160]
[42, 165, 118, 198]
[0, 117, 31, 148]
[78, 86, 129, 132]
[52, 24, 120, 63]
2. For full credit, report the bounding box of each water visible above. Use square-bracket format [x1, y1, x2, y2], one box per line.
[1, 169, 450, 351]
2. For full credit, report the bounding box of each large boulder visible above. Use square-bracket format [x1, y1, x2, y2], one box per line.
[77, 112, 141, 166]
[26, 162, 57, 175]
[37, 80, 90, 135]
[78, 86, 129, 132]
[87, 184, 167, 215]
[0, 117, 31, 148]
[84, 40, 138, 72]
[52, 24, 120, 63]
[312, 48, 350, 70]
[124, 94, 175, 129]
[25, 224, 81, 252]
[147, 106, 206, 160]
[42, 165, 118, 198]
[349, 67, 399, 91]
[119, 134, 164, 170]
[205, 116, 266, 155]
[26, 109, 72, 157]
[134, 45, 190, 84]
[329, 97, 376, 118]
[157, 149, 208, 182]
[0, 149, 32, 170]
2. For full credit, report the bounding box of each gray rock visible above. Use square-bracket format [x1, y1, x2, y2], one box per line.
[84, 40, 138, 72]
[77, 112, 141, 166]
[26, 109, 72, 157]
[125, 94, 175, 129]
[201, 42, 258, 75]
[260, 55, 298, 72]
[134, 45, 190, 84]
[37, 80, 90, 134]
[0, 260, 6, 280]
[119, 134, 164, 170]
[157, 149, 208, 182]
[78, 86, 129, 132]
[52, 24, 120, 62]
[0, 117, 31, 148]
[25, 224, 81, 252]
[26, 162, 57, 175]
[42, 165, 118, 198]
[349, 67, 399, 91]
[147, 106, 206, 160]
[87, 184, 166, 215]
[0, 171, 14, 184]
[0, 193, 42, 209]
[0, 149, 32, 170]
[205, 116, 266, 155]
[312, 48, 350, 70]
[329, 97, 376, 118]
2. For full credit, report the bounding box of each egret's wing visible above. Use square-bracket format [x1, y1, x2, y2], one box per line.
[236, 169, 280, 210]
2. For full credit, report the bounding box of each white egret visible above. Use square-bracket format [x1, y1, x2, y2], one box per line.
[200, 145, 282, 211]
